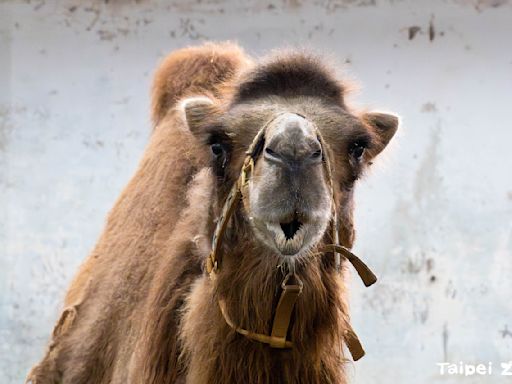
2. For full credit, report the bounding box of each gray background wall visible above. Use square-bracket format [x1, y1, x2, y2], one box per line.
[1, 0, 511, 383]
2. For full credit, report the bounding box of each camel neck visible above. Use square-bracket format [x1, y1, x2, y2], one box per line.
[183, 237, 350, 383]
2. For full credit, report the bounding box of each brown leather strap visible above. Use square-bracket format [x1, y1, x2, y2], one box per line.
[344, 324, 366, 361]
[318, 244, 377, 287]
[206, 183, 241, 274]
[207, 136, 258, 276]
[219, 280, 367, 361]
[269, 275, 303, 348]
[218, 298, 294, 348]
[218, 273, 302, 349]
[316, 130, 342, 271]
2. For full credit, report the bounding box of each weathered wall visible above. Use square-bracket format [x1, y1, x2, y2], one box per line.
[1, 1, 511, 382]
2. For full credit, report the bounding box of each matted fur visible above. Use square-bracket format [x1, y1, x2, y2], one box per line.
[27, 42, 396, 384]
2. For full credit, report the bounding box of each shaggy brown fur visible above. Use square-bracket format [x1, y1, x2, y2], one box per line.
[26, 42, 249, 384]
[27, 42, 397, 384]
[233, 52, 346, 106]
[151, 42, 252, 125]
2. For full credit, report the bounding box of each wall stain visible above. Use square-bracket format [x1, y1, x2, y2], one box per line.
[429, 16, 436, 41]
[426, 258, 435, 272]
[443, 323, 449, 361]
[97, 29, 116, 41]
[414, 122, 442, 205]
[405, 251, 429, 274]
[475, 0, 509, 11]
[404, 18, 444, 42]
[500, 325, 512, 338]
[421, 102, 437, 113]
[408, 25, 421, 40]
[0, 105, 13, 152]
[84, 6, 100, 31]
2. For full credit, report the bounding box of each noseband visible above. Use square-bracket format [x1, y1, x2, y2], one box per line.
[206, 113, 377, 361]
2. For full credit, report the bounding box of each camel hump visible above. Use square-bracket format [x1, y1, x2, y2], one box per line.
[150, 42, 251, 125]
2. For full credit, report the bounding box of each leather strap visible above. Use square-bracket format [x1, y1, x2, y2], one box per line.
[318, 244, 377, 287]
[206, 117, 263, 276]
[316, 130, 342, 271]
[219, 298, 294, 348]
[218, 275, 367, 361]
[206, 182, 241, 275]
[219, 274, 303, 348]
[269, 274, 303, 348]
[344, 323, 366, 361]
[218, 274, 302, 349]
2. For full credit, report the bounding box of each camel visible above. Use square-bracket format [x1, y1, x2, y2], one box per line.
[26, 42, 398, 384]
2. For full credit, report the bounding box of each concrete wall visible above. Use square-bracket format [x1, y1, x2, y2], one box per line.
[1, 0, 511, 382]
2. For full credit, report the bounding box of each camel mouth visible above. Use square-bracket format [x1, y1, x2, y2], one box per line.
[280, 218, 303, 240]
[251, 208, 326, 257]
[262, 214, 309, 256]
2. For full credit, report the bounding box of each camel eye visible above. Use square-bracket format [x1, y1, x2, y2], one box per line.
[209, 139, 230, 176]
[210, 143, 225, 157]
[349, 141, 366, 159]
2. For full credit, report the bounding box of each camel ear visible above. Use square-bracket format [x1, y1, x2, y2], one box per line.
[180, 96, 216, 138]
[362, 112, 399, 157]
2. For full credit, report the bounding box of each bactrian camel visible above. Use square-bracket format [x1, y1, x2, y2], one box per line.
[27, 42, 399, 384]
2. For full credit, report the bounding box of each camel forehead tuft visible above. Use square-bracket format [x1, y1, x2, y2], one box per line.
[232, 51, 346, 105]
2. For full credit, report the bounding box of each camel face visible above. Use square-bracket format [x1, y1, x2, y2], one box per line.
[181, 53, 398, 265]
[183, 91, 396, 260]
[247, 112, 332, 256]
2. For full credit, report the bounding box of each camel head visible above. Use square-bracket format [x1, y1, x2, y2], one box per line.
[181, 53, 398, 263]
